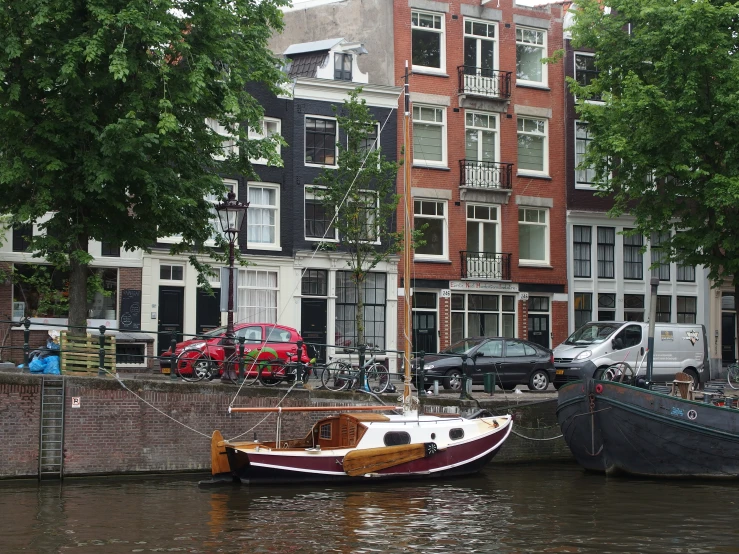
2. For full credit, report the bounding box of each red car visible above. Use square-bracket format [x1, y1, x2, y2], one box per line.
[161, 323, 310, 381]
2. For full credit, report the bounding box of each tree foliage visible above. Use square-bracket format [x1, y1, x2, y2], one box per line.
[569, 0, 739, 297]
[0, 0, 287, 331]
[311, 89, 401, 348]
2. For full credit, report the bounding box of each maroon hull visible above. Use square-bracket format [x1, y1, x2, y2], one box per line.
[229, 422, 511, 484]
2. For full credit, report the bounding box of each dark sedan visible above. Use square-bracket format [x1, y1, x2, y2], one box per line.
[412, 337, 555, 392]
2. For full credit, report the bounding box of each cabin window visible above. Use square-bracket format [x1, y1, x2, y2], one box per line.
[383, 432, 411, 446]
[449, 428, 465, 440]
[320, 423, 332, 440]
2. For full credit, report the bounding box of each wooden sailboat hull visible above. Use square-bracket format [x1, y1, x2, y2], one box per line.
[222, 416, 512, 485]
[557, 379, 739, 478]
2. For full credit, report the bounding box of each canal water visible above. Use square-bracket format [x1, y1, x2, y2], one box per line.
[2, 463, 738, 553]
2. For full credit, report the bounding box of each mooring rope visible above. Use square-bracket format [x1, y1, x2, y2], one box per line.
[510, 429, 564, 441]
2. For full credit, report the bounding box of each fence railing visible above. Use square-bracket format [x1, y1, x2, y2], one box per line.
[459, 159, 513, 190]
[458, 66, 512, 99]
[460, 251, 512, 280]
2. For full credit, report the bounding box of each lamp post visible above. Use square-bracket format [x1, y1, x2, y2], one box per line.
[215, 191, 249, 383]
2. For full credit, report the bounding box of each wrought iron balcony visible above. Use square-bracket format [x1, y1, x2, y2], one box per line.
[461, 251, 512, 280]
[458, 66, 512, 99]
[459, 160, 513, 190]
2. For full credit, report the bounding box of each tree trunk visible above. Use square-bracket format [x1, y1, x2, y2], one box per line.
[356, 272, 365, 348]
[734, 276, 739, 364]
[67, 235, 89, 337]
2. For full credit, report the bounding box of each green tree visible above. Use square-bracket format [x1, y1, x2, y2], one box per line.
[311, 89, 402, 349]
[0, 0, 287, 333]
[569, 0, 739, 318]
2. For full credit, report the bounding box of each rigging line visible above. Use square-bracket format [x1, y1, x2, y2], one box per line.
[225, 380, 300, 441]
[227, 88, 404, 408]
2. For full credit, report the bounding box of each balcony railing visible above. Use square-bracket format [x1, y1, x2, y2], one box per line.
[461, 251, 512, 280]
[458, 66, 512, 99]
[459, 160, 513, 190]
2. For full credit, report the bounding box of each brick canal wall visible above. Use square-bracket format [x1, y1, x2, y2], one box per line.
[0, 373, 572, 479]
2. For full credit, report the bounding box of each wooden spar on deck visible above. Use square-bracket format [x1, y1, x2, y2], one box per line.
[402, 60, 413, 409]
[229, 405, 400, 413]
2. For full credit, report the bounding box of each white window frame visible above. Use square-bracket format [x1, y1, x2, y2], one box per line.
[465, 111, 499, 163]
[304, 185, 339, 243]
[463, 18, 498, 73]
[515, 26, 547, 87]
[412, 105, 447, 168]
[246, 182, 280, 250]
[248, 117, 281, 166]
[517, 116, 548, 177]
[411, 10, 446, 74]
[518, 207, 550, 266]
[160, 263, 185, 283]
[466, 203, 501, 254]
[304, 115, 338, 168]
[205, 118, 238, 160]
[238, 269, 278, 324]
[575, 120, 596, 189]
[414, 199, 448, 260]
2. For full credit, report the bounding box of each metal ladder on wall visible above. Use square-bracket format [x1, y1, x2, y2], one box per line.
[39, 376, 65, 479]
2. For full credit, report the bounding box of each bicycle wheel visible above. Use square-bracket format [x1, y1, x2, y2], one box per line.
[366, 363, 390, 394]
[727, 363, 739, 390]
[321, 361, 352, 391]
[258, 358, 287, 387]
[176, 352, 214, 382]
[220, 354, 241, 385]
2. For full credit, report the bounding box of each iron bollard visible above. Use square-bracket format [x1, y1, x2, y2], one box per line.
[295, 340, 304, 388]
[418, 351, 426, 394]
[23, 318, 30, 369]
[98, 325, 107, 377]
[169, 337, 178, 380]
[238, 336, 246, 384]
[459, 353, 471, 400]
[358, 344, 368, 391]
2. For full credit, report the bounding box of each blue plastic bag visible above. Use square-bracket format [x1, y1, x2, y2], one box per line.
[44, 356, 61, 375]
[29, 356, 48, 373]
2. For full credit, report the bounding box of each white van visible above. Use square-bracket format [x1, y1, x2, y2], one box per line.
[553, 321, 708, 388]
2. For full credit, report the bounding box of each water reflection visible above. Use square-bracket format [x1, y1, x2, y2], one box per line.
[1, 465, 739, 553]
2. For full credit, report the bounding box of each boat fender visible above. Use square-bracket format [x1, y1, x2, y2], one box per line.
[595, 384, 603, 394]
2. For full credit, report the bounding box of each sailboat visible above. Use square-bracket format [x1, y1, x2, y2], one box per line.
[205, 62, 512, 485]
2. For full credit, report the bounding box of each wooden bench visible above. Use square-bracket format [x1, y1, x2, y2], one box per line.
[60, 331, 116, 376]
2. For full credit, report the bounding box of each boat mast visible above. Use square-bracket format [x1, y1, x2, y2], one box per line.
[402, 60, 414, 411]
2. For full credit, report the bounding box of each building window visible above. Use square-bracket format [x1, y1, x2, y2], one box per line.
[573, 225, 591, 278]
[301, 269, 328, 296]
[517, 117, 547, 174]
[516, 27, 546, 85]
[413, 105, 446, 166]
[412, 10, 445, 72]
[656, 295, 671, 323]
[464, 19, 496, 76]
[305, 116, 337, 166]
[334, 53, 352, 81]
[598, 293, 615, 321]
[249, 117, 281, 165]
[12, 224, 32, 252]
[650, 232, 670, 281]
[160, 264, 184, 281]
[574, 53, 600, 101]
[574, 293, 592, 330]
[466, 204, 499, 255]
[247, 183, 279, 248]
[304, 186, 337, 241]
[336, 272, 386, 350]
[623, 231, 644, 280]
[451, 293, 515, 343]
[347, 192, 379, 243]
[465, 112, 497, 163]
[624, 294, 645, 322]
[357, 122, 380, 158]
[205, 118, 238, 160]
[677, 262, 696, 282]
[575, 122, 596, 188]
[677, 296, 697, 323]
[414, 200, 447, 259]
[101, 241, 120, 257]
[518, 208, 548, 264]
[238, 269, 278, 323]
[597, 227, 615, 279]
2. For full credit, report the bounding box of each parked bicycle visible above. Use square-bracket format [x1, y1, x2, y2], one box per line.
[727, 360, 739, 390]
[320, 356, 390, 393]
[250, 350, 318, 387]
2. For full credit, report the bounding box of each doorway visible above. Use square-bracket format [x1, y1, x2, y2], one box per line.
[158, 286, 184, 356]
[301, 298, 328, 362]
[528, 296, 550, 349]
[722, 313, 736, 363]
[196, 288, 221, 336]
[413, 292, 438, 355]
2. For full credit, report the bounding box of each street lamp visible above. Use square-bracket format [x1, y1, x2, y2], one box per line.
[215, 191, 249, 383]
